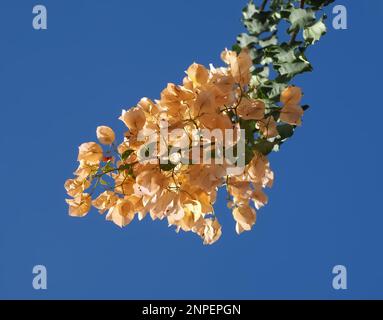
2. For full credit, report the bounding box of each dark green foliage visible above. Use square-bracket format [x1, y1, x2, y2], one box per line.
[235, 0, 333, 154]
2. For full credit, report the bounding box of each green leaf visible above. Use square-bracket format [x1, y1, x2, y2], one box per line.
[121, 149, 134, 160]
[232, 43, 242, 54]
[243, 10, 280, 36]
[99, 179, 108, 186]
[288, 8, 316, 32]
[277, 124, 295, 140]
[118, 164, 131, 171]
[245, 144, 256, 164]
[237, 33, 258, 48]
[277, 61, 312, 77]
[239, 118, 257, 144]
[160, 162, 177, 171]
[254, 139, 275, 155]
[242, 0, 257, 20]
[270, 0, 285, 10]
[274, 47, 296, 63]
[102, 162, 114, 173]
[274, 48, 313, 80]
[305, 0, 335, 10]
[256, 81, 287, 101]
[259, 34, 278, 48]
[304, 18, 327, 44]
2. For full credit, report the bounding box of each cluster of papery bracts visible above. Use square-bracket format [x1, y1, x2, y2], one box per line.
[65, 49, 304, 244]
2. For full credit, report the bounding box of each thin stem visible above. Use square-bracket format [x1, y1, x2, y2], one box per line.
[94, 168, 118, 178]
[89, 177, 100, 196]
[260, 0, 268, 12]
[94, 161, 139, 179]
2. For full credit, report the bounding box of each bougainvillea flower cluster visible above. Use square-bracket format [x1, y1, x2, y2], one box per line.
[65, 49, 304, 244]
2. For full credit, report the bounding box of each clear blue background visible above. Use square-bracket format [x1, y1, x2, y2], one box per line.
[0, 0, 382, 299]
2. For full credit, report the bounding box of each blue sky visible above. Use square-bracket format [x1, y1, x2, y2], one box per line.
[0, 0, 382, 299]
